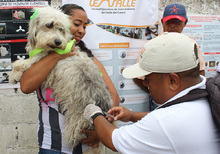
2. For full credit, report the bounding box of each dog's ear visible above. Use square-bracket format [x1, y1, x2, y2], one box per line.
[26, 17, 39, 51]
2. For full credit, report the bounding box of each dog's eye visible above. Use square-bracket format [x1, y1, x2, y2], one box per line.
[59, 28, 63, 32]
[46, 23, 53, 28]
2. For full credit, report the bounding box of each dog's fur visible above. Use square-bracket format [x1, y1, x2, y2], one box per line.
[9, 7, 113, 153]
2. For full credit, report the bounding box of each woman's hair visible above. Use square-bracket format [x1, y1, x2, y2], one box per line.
[60, 4, 94, 58]
[60, 4, 85, 16]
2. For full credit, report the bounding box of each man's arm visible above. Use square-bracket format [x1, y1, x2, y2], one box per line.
[93, 115, 117, 151]
[83, 104, 117, 151]
[84, 105, 149, 151]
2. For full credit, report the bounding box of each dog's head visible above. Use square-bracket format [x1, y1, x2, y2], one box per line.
[26, 6, 72, 53]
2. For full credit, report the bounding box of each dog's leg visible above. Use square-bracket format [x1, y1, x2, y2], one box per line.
[9, 59, 29, 84]
[63, 110, 92, 148]
[9, 56, 42, 84]
[83, 142, 105, 154]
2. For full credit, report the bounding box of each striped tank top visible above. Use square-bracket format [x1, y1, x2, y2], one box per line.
[36, 86, 88, 154]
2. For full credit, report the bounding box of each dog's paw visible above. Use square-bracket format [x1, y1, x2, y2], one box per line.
[8, 71, 22, 84]
[9, 76, 18, 84]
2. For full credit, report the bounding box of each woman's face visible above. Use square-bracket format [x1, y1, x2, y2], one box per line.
[69, 9, 88, 44]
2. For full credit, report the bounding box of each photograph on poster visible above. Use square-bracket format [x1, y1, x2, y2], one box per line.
[0, 71, 9, 84]
[204, 56, 220, 77]
[12, 10, 25, 20]
[209, 61, 216, 67]
[118, 79, 140, 90]
[120, 96, 125, 103]
[96, 24, 158, 40]
[119, 66, 125, 75]
[0, 59, 11, 71]
[0, 23, 6, 34]
[120, 50, 126, 58]
[0, 44, 10, 58]
[118, 49, 140, 60]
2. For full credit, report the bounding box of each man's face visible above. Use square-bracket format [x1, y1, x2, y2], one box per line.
[143, 73, 168, 104]
[162, 19, 187, 33]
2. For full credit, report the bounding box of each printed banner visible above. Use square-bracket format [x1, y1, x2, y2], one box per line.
[62, 0, 159, 112]
[63, 0, 158, 27]
[0, 0, 50, 89]
[182, 15, 220, 77]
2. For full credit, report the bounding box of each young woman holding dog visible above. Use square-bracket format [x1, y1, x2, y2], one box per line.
[20, 4, 120, 154]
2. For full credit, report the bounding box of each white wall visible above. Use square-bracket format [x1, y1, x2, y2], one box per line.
[0, 0, 219, 153]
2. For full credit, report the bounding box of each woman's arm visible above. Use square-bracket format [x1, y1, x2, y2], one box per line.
[81, 57, 120, 147]
[20, 52, 76, 94]
[93, 57, 120, 107]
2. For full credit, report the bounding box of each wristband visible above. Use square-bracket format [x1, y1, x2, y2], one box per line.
[90, 112, 104, 124]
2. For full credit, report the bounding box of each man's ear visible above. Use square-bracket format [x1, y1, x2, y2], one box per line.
[167, 73, 180, 91]
[161, 19, 165, 32]
[184, 19, 188, 26]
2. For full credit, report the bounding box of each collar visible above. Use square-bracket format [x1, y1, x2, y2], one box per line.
[156, 75, 206, 109]
[29, 39, 76, 58]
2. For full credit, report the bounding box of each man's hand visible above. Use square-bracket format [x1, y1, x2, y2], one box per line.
[108, 106, 149, 122]
[107, 106, 133, 122]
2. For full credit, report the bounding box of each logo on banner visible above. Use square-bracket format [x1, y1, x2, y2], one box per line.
[89, 0, 136, 7]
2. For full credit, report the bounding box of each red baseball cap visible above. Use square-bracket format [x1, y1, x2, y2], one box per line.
[162, 3, 187, 23]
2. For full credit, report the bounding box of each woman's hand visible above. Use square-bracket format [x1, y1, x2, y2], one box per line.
[53, 51, 77, 60]
[53, 45, 78, 60]
[81, 129, 100, 148]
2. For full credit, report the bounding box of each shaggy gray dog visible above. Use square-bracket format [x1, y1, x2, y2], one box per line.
[9, 6, 113, 153]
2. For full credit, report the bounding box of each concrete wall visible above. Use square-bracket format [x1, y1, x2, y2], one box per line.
[0, 0, 219, 153]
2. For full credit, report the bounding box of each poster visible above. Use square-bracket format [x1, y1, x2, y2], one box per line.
[0, 0, 50, 89]
[62, 0, 159, 113]
[182, 15, 220, 78]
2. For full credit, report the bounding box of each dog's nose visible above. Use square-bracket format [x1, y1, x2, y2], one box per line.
[54, 39, 62, 46]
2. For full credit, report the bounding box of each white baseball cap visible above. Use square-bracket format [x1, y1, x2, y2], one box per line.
[123, 32, 200, 79]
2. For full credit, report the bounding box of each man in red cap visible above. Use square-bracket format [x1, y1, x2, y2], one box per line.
[161, 3, 205, 75]
[161, 3, 187, 32]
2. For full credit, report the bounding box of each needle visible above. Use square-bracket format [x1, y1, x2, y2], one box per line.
[103, 111, 115, 118]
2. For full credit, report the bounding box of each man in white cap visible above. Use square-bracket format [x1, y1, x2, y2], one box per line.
[135, 3, 206, 111]
[83, 33, 219, 154]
